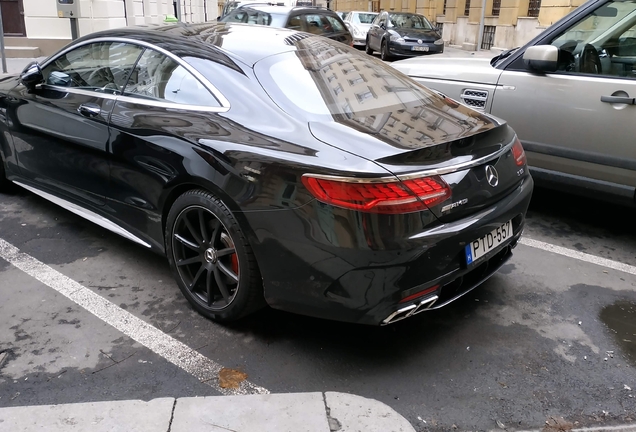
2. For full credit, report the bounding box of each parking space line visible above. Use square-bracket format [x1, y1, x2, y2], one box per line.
[520, 237, 636, 276]
[0, 237, 269, 396]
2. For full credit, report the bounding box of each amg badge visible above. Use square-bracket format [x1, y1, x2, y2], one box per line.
[441, 198, 468, 213]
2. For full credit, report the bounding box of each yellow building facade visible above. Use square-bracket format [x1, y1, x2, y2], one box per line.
[333, 0, 587, 49]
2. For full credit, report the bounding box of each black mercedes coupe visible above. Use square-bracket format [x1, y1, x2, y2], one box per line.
[0, 23, 533, 325]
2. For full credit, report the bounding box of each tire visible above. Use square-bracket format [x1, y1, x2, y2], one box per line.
[380, 39, 392, 61]
[365, 38, 373, 55]
[165, 189, 264, 323]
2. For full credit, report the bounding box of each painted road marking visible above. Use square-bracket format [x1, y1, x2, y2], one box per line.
[0, 238, 269, 396]
[520, 237, 636, 276]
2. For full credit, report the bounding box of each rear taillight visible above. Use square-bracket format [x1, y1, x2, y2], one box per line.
[511, 138, 526, 166]
[301, 174, 451, 214]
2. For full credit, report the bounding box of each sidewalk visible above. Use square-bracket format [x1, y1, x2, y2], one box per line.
[0, 392, 416, 432]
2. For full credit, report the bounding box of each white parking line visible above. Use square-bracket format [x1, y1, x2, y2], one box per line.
[0, 237, 269, 396]
[520, 237, 636, 276]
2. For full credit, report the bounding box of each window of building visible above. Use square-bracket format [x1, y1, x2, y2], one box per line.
[481, 25, 496, 49]
[123, 49, 220, 107]
[443, 0, 447, 14]
[492, 0, 501, 16]
[527, 0, 541, 17]
[464, 0, 471, 16]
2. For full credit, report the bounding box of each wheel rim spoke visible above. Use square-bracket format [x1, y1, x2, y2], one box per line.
[198, 209, 209, 245]
[218, 261, 239, 282]
[189, 265, 206, 291]
[184, 215, 202, 245]
[214, 267, 232, 300]
[206, 268, 214, 307]
[216, 247, 235, 258]
[210, 219, 222, 244]
[175, 234, 199, 251]
[177, 256, 202, 267]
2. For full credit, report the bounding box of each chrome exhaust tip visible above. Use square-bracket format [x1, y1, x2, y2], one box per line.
[381, 295, 439, 325]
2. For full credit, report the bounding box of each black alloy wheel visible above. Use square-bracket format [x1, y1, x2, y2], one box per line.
[165, 190, 264, 322]
[381, 39, 391, 61]
[365, 38, 373, 55]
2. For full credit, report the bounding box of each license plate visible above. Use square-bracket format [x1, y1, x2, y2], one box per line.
[412, 46, 429, 52]
[465, 220, 513, 265]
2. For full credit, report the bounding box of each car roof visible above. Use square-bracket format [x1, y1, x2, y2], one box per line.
[348, 10, 378, 13]
[68, 22, 309, 67]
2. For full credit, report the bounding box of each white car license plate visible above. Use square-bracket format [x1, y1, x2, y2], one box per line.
[412, 46, 429, 52]
[465, 220, 513, 265]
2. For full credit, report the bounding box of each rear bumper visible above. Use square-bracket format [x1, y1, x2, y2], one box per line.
[246, 175, 533, 325]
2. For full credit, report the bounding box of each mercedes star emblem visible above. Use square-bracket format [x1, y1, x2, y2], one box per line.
[204, 248, 218, 264]
[485, 165, 499, 187]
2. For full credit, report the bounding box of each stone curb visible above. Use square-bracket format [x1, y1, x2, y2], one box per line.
[0, 391, 416, 432]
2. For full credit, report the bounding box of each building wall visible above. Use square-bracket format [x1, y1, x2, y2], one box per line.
[21, 0, 217, 56]
[334, 0, 582, 49]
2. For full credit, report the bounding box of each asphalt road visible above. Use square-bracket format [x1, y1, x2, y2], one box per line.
[2, 182, 636, 431]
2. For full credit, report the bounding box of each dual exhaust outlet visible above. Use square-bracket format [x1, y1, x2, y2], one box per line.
[381, 296, 439, 325]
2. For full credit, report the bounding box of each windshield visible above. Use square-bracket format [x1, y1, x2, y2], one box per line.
[354, 13, 377, 24]
[389, 13, 433, 30]
[254, 36, 494, 145]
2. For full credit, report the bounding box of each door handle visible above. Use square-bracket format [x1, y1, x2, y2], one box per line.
[77, 103, 101, 117]
[601, 95, 635, 104]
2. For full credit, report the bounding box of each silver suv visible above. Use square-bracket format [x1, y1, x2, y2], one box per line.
[392, 0, 636, 207]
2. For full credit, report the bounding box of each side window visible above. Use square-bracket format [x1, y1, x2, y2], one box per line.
[42, 42, 143, 92]
[247, 11, 272, 25]
[548, 0, 636, 78]
[303, 14, 330, 34]
[123, 49, 220, 107]
[287, 15, 302, 30]
[324, 15, 345, 32]
[224, 10, 248, 22]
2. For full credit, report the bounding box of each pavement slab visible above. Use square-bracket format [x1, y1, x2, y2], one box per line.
[0, 398, 175, 432]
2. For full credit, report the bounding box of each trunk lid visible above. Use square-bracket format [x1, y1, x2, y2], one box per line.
[309, 118, 524, 222]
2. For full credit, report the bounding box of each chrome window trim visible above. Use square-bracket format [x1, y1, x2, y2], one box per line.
[39, 85, 229, 113]
[303, 136, 516, 183]
[42, 84, 119, 100]
[39, 36, 231, 111]
[116, 94, 229, 113]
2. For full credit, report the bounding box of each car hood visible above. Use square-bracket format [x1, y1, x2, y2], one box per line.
[391, 57, 503, 85]
[391, 28, 439, 41]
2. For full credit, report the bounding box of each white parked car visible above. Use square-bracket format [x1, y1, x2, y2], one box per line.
[342, 11, 378, 47]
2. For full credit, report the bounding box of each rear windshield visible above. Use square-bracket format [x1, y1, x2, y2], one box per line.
[389, 13, 433, 29]
[254, 36, 483, 129]
[354, 13, 377, 24]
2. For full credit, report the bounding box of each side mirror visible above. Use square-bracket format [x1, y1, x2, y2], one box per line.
[20, 62, 44, 90]
[523, 45, 558, 72]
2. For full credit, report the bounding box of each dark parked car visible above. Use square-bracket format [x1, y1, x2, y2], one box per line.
[0, 23, 532, 325]
[366, 11, 444, 60]
[220, 5, 353, 46]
